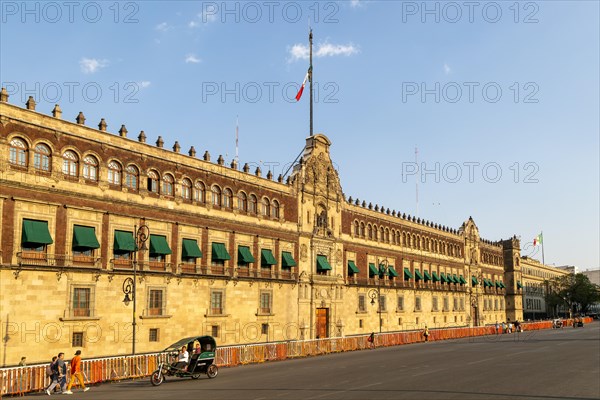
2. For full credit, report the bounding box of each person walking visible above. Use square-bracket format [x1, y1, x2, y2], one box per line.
[17, 356, 27, 396]
[63, 350, 89, 394]
[45, 356, 59, 395]
[56, 353, 67, 393]
[367, 332, 375, 349]
[423, 325, 430, 342]
[495, 321, 500, 335]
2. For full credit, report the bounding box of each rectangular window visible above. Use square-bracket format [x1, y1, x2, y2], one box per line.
[432, 297, 439, 311]
[454, 298, 458, 311]
[261, 323, 269, 335]
[494, 299, 498, 310]
[149, 328, 159, 342]
[72, 332, 83, 347]
[379, 295, 387, 312]
[148, 289, 164, 316]
[443, 297, 449, 312]
[72, 287, 92, 317]
[460, 298, 465, 311]
[359, 319, 363, 328]
[211, 325, 220, 337]
[358, 294, 366, 312]
[415, 296, 421, 311]
[260, 291, 272, 314]
[397, 296, 404, 311]
[211, 290, 224, 315]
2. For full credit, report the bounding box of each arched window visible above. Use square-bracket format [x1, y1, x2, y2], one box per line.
[82, 155, 98, 181]
[33, 143, 51, 171]
[108, 161, 122, 186]
[223, 188, 233, 208]
[211, 186, 221, 206]
[238, 192, 247, 211]
[354, 221, 359, 236]
[62, 150, 79, 177]
[248, 194, 258, 214]
[162, 174, 174, 196]
[181, 178, 192, 200]
[380, 227, 385, 242]
[125, 165, 139, 190]
[402, 232, 406, 246]
[261, 198, 270, 216]
[385, 228, 390, 243]
[9, 137, 28, 167]
[360, 222, 365, 237]
[367, 225, 373, 240]
[271, 200, 280, 219]
[147, 170, 159, 193]
[194, 181, 205, 203]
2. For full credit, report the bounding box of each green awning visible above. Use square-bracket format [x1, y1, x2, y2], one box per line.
[495, 281, 502, 288]
[261, 249, 277, 266]
[459, 275, 467, 285]
[414, 269, 424, 281]
[388, 266, 399, 277]
[440, 273, 449, 283]
[368, 263, 378, 277]
[22, 219, 53, 246]
[447, 274, 456, 283]
[238, 246, 255, 263]
[432, 271, 440, 282]
[348, 260, 360, 274]
[484, 279, 492, 287]
[212, 242, 231, 261]
[423, 270, 432, 281]
[72, 225, 100, 250]
[182, 239, 202, 258]
[498, 281, 505, 288]
[404, 268, 414, 280]
[114, 230, 136, 252]
[150, 235, 172, 255]
[282, 251, 297, 268]
[453, 274, 460, 284]
[472, 276, 478, 285]
[517, 281, 523, 289]
[316, 255, 332, 271]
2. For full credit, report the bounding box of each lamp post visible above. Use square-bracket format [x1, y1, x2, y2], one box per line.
[122, 224, 149, 356]
[368, 258, 388, 333]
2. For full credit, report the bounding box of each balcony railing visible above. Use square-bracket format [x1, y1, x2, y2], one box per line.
[17, 252, 101, 268]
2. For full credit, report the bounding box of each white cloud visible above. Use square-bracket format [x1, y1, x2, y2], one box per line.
[79, 58, 109, 74]
[189, 11, 217, 27]
[139, 81, 151, 89]
[288, 42, 359, 62]
[444, 63, 451, 74]
[185, 54, 202, 64]
[350, 0, 362, 8]
[155, 22, 171, 32]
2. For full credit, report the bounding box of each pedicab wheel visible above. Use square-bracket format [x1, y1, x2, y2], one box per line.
[191, 373, 202, 380]
[207, 364, 218, 379]
[151, 370, 164, 386]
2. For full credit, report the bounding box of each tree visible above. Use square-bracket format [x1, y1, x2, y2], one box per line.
[545, 273, 600, 316]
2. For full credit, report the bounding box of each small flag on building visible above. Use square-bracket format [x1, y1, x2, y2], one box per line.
[533, 232, 543, 246]
[295, 69, 310, 101]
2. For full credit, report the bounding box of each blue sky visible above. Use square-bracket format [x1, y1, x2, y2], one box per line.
[1, 0, 598, 269]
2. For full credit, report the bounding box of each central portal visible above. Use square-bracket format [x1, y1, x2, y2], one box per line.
[316, 308, 329, 338]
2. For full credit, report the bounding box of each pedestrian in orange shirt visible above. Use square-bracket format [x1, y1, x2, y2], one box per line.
[63, 350, 89, 394]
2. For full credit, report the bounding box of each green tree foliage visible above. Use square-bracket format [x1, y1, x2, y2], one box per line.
[545, 273, 600, 315]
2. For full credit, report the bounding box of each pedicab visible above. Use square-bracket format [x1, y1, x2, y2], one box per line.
[150, 335, 218, 386]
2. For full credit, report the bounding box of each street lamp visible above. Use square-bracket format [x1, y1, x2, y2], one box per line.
[122, 224, 149, 355]
[368, 258, 388, 333]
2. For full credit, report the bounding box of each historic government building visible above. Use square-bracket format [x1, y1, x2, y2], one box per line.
[0, 90, 567, 365]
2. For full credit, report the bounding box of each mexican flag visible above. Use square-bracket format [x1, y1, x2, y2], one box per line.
[533, 233, 543, 246]
[295, 70, 309, 101]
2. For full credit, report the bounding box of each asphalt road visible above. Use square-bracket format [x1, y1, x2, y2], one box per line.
[29, 322, 600, 400]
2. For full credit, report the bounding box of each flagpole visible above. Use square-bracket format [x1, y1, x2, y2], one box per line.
[541, 231, 545, 266]
[309, 29, 313, 137]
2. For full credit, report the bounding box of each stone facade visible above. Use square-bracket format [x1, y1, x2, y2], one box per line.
[0, 93, 562, 365]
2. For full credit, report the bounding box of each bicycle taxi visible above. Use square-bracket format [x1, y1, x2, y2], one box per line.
[151, 335, 218, 386]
